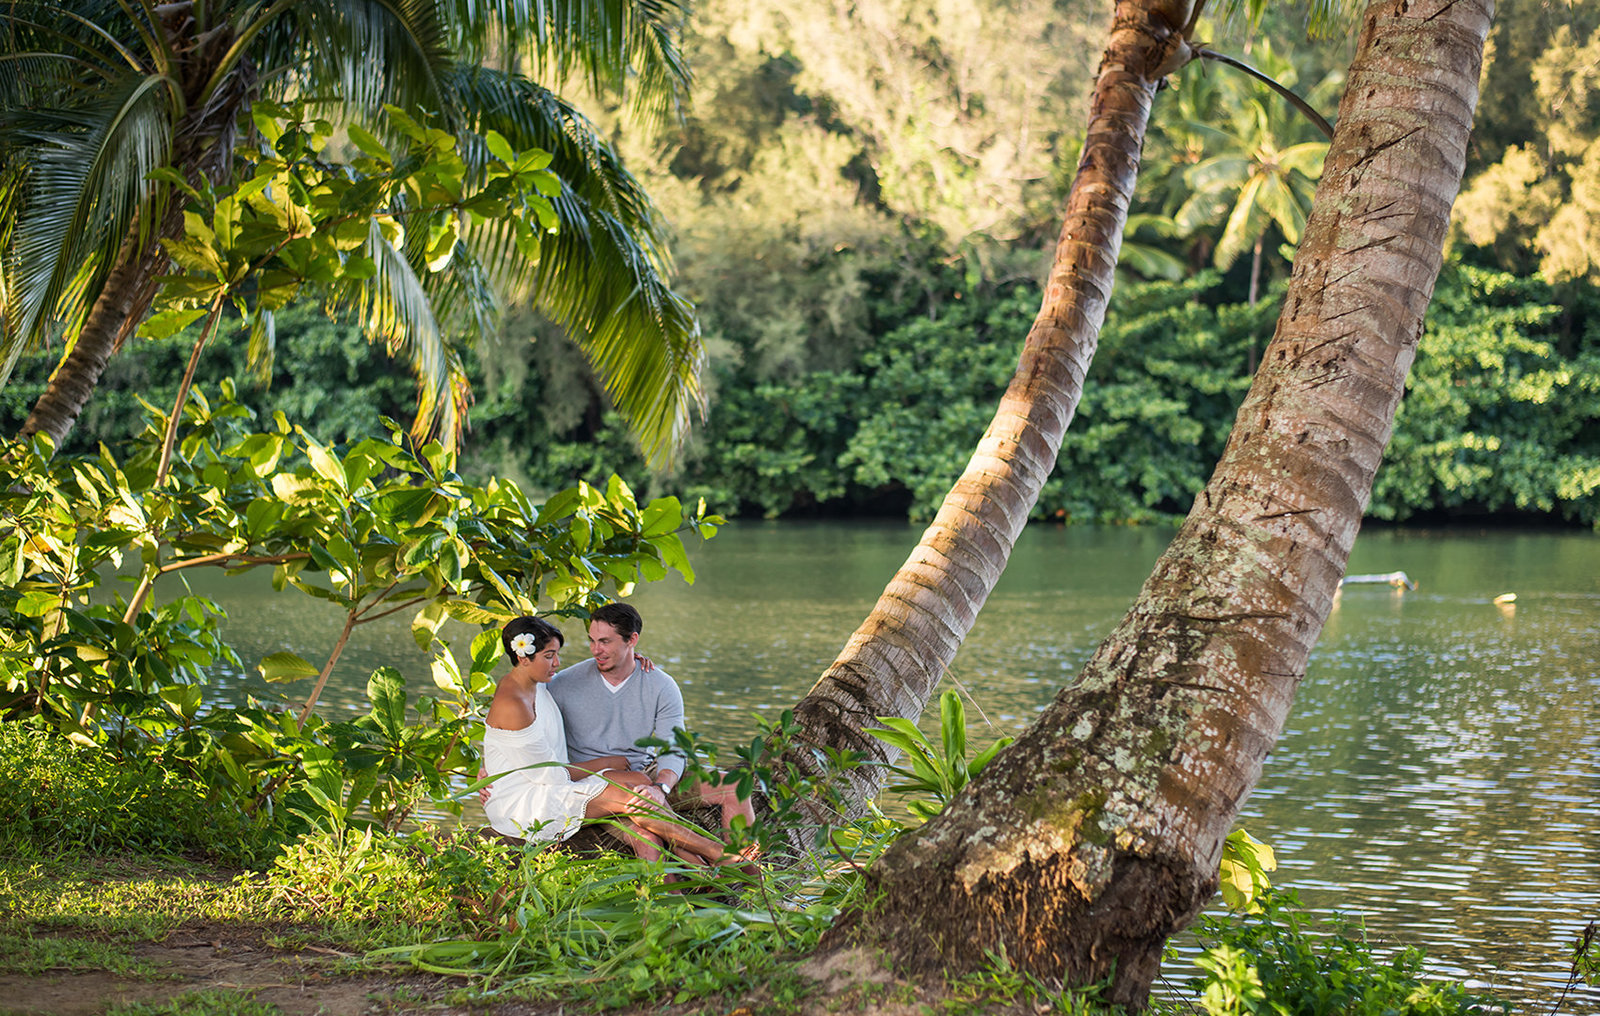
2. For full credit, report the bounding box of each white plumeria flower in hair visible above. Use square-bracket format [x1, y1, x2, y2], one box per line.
[510, 632, 538, 658]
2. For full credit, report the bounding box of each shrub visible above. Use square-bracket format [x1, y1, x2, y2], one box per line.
[1185, 890, 1511, 1016]
[0, 721, 285, 866]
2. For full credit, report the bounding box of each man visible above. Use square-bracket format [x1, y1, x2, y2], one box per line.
[550, 602, 755, 835]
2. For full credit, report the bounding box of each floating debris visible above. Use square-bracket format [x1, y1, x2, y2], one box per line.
[1339, 570, 1417, 590]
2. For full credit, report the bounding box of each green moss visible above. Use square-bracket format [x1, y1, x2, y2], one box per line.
[1015, 785, 1109, 846]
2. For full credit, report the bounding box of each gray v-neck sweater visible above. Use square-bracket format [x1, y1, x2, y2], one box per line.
[547, 658, 688, 780]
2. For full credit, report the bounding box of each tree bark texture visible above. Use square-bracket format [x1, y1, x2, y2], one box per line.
[783, 0, 1197, 819]
[858, 0, 1491, 1006]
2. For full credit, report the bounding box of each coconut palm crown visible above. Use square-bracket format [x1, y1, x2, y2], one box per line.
[0, 0, 704, 465]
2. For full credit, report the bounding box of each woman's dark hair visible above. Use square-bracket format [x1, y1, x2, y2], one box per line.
[501, 616, 564, 666]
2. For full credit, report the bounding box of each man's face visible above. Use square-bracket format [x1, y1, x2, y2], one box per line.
[587, 619, 637, 674]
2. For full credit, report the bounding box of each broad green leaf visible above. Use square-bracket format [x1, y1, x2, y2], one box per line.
[366, 667, 407, 742]
[441, 599, 514, 625]
[141, 307, 208, 341]
[0, 538, 23, 586]
[372, 487, 438, 525]
[483, 130, 515, 165]
[346, 122, 391, 162]
[411, 600, 447, 651]
[270, 473, 323, 504]
[158, 684, 203, 723]
[303, 437, 348, 491]
[258, 651, 320, 682]
[639, 497, 683, 538]
[15, 590, 61, 617]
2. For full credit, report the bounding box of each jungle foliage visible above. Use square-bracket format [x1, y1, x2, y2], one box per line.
[4, 0, 1596, 528]
[7, 260, 1595, 527]
[0, 389, 717, 864]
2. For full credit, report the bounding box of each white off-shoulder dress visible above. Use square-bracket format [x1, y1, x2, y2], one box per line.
[481, 683, 609, 841]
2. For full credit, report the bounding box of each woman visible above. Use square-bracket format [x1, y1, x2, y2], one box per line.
[480, 615, 734, 867]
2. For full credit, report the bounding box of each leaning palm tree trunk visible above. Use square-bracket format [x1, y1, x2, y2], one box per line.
[19, 224, 159, 446]
[856, 0, 1491, 1005]
[784, 0, 1198, 814]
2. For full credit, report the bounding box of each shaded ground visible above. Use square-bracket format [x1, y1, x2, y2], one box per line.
[0, 923, 442, 1016]
[0, 922, 953, 1016]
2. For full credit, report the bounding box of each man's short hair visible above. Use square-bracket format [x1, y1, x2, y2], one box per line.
[501, 615, 564, 665]
[589, 601, 642, 640]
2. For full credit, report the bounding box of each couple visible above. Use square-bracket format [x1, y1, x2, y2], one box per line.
[480, 602, 755, 869]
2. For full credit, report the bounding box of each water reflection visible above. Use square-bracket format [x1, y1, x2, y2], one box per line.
[177, 522, 1600, 1010]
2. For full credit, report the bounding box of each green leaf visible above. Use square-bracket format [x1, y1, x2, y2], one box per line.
[142, 307, 208, 340]
[939, 691, 967, 775]
[373, 487, 438, 525]
[639, 497, 683, 537]
[483, 130, 516, 165]
[15, 590, 61, 617]
[366, 667, 408, 742]
[158, 683, 203, 723]
[346, 122, 392, 162]
[0, 538, 24, 587]
[258, 651, 320, 683]
[408, 600, 445, 652]
[441, 599, 514, 625]
[470, 630, 503, 676]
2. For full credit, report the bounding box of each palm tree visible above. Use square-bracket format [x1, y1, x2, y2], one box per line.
[856, 0, 1492, 1004]
[0, 0, 703, 465]
[1175, 45, 1339, 308]
[778, 0, 1205, 835]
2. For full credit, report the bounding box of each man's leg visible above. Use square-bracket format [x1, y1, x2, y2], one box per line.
[667, 768, 755, 833]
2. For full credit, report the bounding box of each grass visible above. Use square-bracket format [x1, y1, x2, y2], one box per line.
[1, 855, 255, 940]
[0, 929, 166, 978]
[104, 990, 281, 1016]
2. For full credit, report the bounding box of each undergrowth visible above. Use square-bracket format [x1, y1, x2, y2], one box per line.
[1, 708, 1556, 1016]
[0, 722, 287, 867]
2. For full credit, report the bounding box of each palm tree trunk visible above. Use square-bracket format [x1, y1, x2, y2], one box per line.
[856, 0, 1491, 1005]
[17, 225, 157, 446]
[782, 0, 1198, 820]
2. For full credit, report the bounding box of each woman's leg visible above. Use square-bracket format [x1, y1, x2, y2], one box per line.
[586, 784, 730, 865]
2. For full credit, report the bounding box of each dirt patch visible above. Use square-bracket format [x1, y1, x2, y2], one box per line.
[0, 927, 462, 1016]
[0, 923, 1019, 1016]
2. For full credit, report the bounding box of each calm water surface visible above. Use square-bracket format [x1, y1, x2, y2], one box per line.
[194, 522, 1600, 1010]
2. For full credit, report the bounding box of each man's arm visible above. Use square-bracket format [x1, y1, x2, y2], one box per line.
[566, 755, 631, 780]
[649, 676, 688, 789]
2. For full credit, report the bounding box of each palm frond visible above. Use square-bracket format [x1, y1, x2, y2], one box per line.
[1214, 174, 1266, 270]
[322, 215, 466, 447]
[443, 66, 703, 466]
[249, 0, 456, 122]
[6, 70, 176, 353]
[460, 0, 690, 132]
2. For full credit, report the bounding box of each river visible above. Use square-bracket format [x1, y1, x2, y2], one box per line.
[193, 521, 1600, 1011]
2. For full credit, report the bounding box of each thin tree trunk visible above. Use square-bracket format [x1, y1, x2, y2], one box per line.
[298, 609, 359, 724]
[1247, 234, 1263, 370]
[858, 0, 1491, 1006]
[783, 0, 1198, 819]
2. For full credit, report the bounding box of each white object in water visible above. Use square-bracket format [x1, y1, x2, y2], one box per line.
[1339, 570, 1416, 590]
